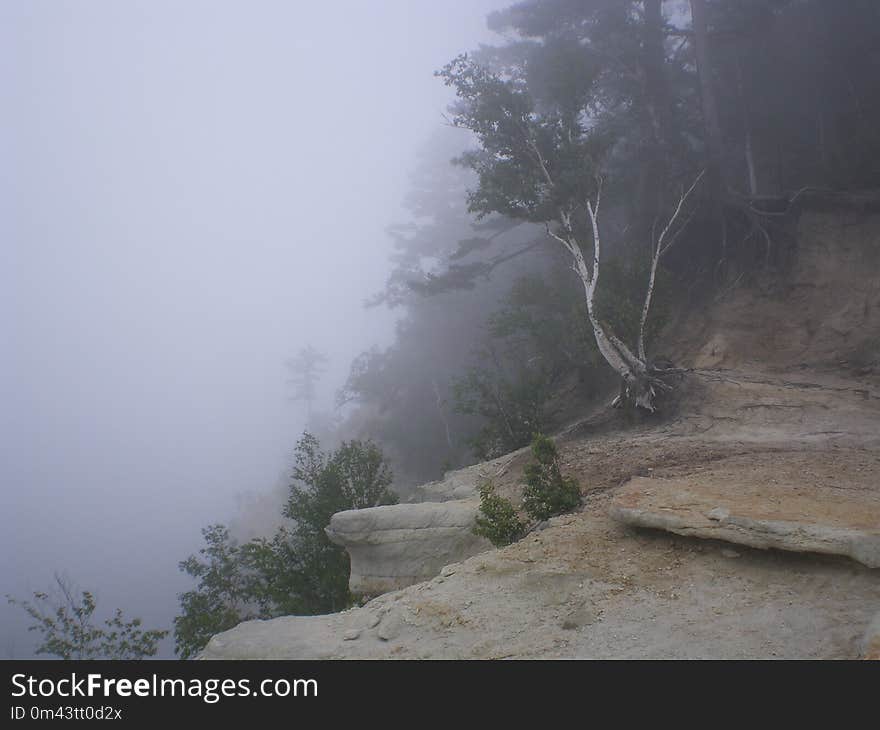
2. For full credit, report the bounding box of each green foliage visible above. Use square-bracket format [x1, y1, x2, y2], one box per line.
[453, 272, 598, 460]
[450, 254, 673, 458]
[174, 433, 397, 659]
[438, 52, 611, 224]
[173, 525, 254, 659]
[453, 361, 550, 460]
[338, 0, 880, 489]
[594, 256, 672, 352]
[521, 434, 581, 521]
[276, 433, 398, 616]
[7, 574, 167, 660]
[473, 435, 581, 549]
[473, 480, 526, 547]
[284, 433, 397, 527]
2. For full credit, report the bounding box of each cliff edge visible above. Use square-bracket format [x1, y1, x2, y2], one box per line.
[201, 201, 880, 659]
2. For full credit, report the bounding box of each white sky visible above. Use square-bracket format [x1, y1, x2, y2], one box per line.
[0, 0, 508, 658]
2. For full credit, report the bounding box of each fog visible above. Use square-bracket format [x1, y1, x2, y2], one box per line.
[0, 0, 507, 658]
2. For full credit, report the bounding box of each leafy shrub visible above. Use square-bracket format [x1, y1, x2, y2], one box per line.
[521, 434, 581, 521]
[173, 524, 258, 659]
[473, 480, 526, 547]
[7, 574, 168, 659]
[174, 433, 397, 659]
[453, 365, 550, 460]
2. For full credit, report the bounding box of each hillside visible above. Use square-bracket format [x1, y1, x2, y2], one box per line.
[200, 202, 880, 659]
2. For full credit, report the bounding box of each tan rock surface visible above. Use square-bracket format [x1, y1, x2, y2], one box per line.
[200, 209, 880, 659]
[325, 499, 491, 595]
[610, 451, 880, 567]
[200, 499, 880, 659]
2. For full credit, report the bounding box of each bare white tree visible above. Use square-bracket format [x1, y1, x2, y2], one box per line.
[546, 171, 704, 412]
[441, 56, 704, 412]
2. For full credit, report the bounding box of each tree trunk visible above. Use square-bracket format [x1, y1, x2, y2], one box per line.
[550, 172, 702, 412]
[736, 53, 758, 196]
[639, 0, 674, 230]
[431, 379, 454, 452]
[690, 0, 725, 196]
[577, 198, 659, 412]
[642, 2, 673, 151]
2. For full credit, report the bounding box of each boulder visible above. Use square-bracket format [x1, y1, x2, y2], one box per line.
[325, 498, 492, 594]
[610, 474, 880, 568]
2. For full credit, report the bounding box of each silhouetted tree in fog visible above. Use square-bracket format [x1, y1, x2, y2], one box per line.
[7, 574, 167, 660]
[286, 346, 328, 420]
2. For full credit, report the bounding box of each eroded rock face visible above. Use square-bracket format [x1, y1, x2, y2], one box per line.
[321, 454, 523, 595]
[199, 505, 880, 659]
[325, 499, 492, 594]
[610, 470, 880, 568]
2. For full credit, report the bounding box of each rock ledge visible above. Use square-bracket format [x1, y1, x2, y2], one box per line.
[610, 474, 880, 568]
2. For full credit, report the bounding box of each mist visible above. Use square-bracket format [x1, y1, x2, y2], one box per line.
[0, 0, 508, 658]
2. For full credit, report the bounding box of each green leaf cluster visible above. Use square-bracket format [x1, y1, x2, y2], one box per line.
[521, 434, 581, 522]
[473, 481, 526, 547]
[473, 434, 581, 550]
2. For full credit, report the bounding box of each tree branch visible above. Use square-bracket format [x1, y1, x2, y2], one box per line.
[638, 170, 705, 361]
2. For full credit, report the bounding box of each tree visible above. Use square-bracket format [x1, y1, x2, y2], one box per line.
[7, 574, 167, 660]
[454, 354, 553, 460]
[481, 1, 698, 236]
[675, 1, 880, 261]
[452, 272, 597, 458]
[174, 525, 255, 659]
[174, 433, 398, 659]
[338, 129, 548, 484]
[343, 0, 880, 477]
[286, 346, 328, 420]
[439, 50, 703, 411]
[690, 0, 725, 197]
[277, 433, 398, 613]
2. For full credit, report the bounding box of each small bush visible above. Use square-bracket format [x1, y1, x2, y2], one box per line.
[473, 481, 526, 547]
[521, 434, 581, 521]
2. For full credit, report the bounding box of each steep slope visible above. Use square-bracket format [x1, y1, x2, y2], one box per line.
[201, 201, 880, 660]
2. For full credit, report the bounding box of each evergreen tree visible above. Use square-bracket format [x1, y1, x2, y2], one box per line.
[286, 346, 328, 420]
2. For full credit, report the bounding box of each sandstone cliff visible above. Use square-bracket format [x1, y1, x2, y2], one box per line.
[201, 201, 880, 660]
